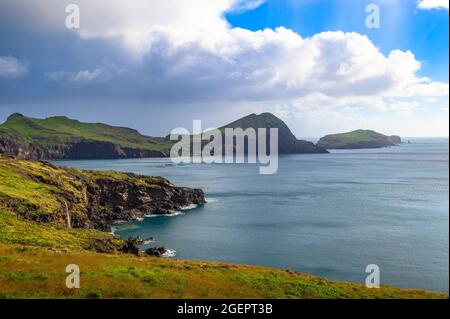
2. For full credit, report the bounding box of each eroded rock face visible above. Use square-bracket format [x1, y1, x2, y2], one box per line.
[0, 134, 167, 160]
[0, 157, 205, 232]
[84, 177, 206, 231]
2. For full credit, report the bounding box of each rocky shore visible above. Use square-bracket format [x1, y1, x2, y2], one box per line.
[0, 156, 205, 253]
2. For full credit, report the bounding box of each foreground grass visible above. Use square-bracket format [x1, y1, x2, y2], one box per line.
[0, 210, 118, 250]
[0, 243, 446, 299]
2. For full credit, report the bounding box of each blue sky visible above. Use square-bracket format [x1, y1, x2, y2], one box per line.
[227, 0, 449, 82]
[0, 0, 448, 137]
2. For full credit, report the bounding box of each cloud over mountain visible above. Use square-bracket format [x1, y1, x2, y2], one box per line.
[0, 0, 448, 136]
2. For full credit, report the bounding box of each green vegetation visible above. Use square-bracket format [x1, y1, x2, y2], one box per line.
[317, 129, 402, 149]
[0, 243, 446, 299]
[0, 210, 116, 250]
[0, 113, 173, 151]
[0, 156, 166, 223]
[0, 156, 126, 252]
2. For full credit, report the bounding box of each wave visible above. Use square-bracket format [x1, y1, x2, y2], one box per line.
[144, 211, 185, 218]
[162, 248, 176, 258]
[141, 238, 155, 245]
[205, 197, 218, 203]
[180, 204, 198, 211]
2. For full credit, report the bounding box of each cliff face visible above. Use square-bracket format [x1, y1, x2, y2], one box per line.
[86, 176, 205, 231]
[0, 113, 171, 160]
[0, 133, 167, 160]
[0, 157, 205, 232]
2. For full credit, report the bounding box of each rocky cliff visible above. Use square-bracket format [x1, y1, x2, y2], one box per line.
[0, 132, 167, 160]
[0, 156, 205, 233]
[0, 113, 171, 160]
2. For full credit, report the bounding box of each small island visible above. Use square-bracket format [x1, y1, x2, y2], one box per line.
[317, 129, 402, 150]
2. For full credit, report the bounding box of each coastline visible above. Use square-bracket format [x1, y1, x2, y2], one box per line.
[1, 151, 448, 297]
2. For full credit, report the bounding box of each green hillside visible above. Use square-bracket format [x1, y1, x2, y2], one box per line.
[317, 129, 402, 149]
[0, 113, 172, 151]
[0, 241, 446, 299]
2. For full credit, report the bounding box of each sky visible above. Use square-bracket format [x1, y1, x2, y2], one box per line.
[0, 0, 448, 137]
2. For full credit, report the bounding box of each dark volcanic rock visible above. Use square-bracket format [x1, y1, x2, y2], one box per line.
[84, 177, 206, 231]
[0, 157, 205, 232]
[145, 247, 168, 257]
[122, 237, 141, 256]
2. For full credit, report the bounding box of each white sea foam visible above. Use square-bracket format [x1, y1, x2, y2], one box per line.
[141, 238, 155, 245]
[162, 249, 176, 258]
[180, 204, 198, 210]
[144, 211, 185, 218]
[206, 197, 218, 203]
[165, 211, 185, 217]
[112, 219, 127, 225]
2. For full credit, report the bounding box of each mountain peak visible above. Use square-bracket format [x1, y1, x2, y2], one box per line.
[5, 113, 26, 122]
[220, 112, 327, 154]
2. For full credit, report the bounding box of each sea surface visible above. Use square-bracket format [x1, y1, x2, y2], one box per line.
[55, 138, 449, 293]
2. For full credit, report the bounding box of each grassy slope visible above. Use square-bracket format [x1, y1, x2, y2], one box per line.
[0, 113, 173, 151]
[0, 243, 446, 299]
[0, 210, 115, 250]
[0, 156, 126, 251]
[0, 156, 165, 221]
[0, 157, 447, 299]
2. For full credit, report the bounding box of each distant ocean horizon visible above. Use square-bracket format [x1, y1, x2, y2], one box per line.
[55, 138, 449, 293]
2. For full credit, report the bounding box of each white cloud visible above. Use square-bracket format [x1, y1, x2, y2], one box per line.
[0, 56, 28, 77]
[70, 69, 110, 82]
[0, 0, 448, 137]
[417, 0, 449, 10]
[45, 68, 111, 82]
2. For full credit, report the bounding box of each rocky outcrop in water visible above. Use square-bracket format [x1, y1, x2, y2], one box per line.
[145, 247, 169, 257]
[0, 157, 205, 233]
[86, 176, 205, 231]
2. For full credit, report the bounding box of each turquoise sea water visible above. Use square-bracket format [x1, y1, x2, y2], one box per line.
[55, 138, 449, 293]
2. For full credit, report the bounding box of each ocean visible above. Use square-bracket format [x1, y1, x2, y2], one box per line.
[55, 138, 449, 293]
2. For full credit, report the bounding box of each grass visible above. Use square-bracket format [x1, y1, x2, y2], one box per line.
[0, 243, 446, 299]
[0, 210, 115, 250]
[318, 130, 395, 149]
[0, 156, 166, 222]
[0, 113, 173, 152]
